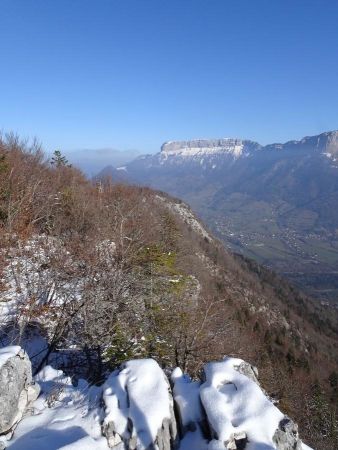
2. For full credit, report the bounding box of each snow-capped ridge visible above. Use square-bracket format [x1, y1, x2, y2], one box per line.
[264, 130, 338, 157]
[161, 138, 255, 159]
[160, 131, 338, 161]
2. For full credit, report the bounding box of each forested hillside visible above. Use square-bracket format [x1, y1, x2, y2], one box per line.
[113, 131, 338, 301]
[0, 135, 338, 449]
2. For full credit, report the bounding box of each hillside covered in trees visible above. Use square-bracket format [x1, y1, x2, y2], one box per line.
[0, 135, 338, 449]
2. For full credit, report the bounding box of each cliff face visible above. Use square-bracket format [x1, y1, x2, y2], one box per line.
[160, 139, 260, 158]
[264, 130, 338, 157]
[325, 131, 338, 156]
[160, 131, 338, 158]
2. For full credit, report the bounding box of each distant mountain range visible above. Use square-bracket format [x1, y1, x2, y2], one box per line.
[97, 131, 338, 301]
[68, 147, 142, 176]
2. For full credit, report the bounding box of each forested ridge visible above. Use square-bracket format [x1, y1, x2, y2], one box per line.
[0, 134, 338, 449]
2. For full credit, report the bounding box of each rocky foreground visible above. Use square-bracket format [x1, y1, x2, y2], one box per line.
[0, 346, 312, 450]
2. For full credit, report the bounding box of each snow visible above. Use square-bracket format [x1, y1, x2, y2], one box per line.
[0, 235, 67, 327]
[0, 354, 316, 450]
[323, 151, 338, 164]
[200, 357, 284, 450]
[103, 359, 172, 449]
[179, 429, 208, 450]
[0, 345, 21, 369]
[173, 360, 296, 450]
[171, 367, 203, 427]
[6, 365, 108, 450]
[35, 365, 70, 384]
[302, 444, 314, 450]
[208, 440, 228, 450]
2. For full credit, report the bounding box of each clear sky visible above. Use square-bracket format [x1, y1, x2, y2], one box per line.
[1, 0, 338, 155]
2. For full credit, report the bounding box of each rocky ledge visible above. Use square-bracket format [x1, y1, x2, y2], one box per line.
[0, 347, 312, 450]
[0, 346, 40, 447]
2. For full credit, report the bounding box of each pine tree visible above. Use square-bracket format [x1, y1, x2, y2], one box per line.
[51, 150, 71, 167]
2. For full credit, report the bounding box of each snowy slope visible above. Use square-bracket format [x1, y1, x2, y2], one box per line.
[5, 365, 108, 450]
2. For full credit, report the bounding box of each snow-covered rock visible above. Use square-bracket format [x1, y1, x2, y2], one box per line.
[5, 364, 107, 450]
[200, 357, 302, 450]
[273, 417, 301, 450]
[0, 352, 313, 450]
[171, 357, 310, 450]
[171, 367, 204, 435]
[231, 360, 259, 385]
[102, 359, 178, 450]
[0, 346, 40, 437]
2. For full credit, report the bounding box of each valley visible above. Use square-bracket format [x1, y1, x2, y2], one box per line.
[202, 198, 338, 303]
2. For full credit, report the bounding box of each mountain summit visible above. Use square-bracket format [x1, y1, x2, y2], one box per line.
[265, 130, 338, 158]
[159, 130, 338, 161]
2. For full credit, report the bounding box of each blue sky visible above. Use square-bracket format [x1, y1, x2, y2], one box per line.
[1, 0, 338, 157]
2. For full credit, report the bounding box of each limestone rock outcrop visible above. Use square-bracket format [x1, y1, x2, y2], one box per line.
[273, 417, 302, 450]
[0, 349, 309, 450]
[0, 346, 40, 438]
[102, 359, 178, 450]
[172, 357, 305, 450]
